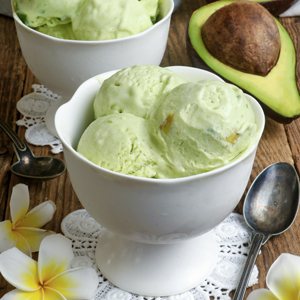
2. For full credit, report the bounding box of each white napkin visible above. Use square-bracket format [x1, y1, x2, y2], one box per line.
[280, 0, 300, 17]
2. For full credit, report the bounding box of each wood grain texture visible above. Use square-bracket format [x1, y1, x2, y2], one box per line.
[1, 1, 300, 297]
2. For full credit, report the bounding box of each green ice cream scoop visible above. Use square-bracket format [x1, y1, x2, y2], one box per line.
[139, 0, 163, 22]
[13, 0, 83, 27]
[36, 23, 76, 40]
[77, 113, 171, 178]
[147, 80, 258, 177]
[72, 0, 154, 41]
[94, 65, 186, 119]
[14, 0, 162, 41]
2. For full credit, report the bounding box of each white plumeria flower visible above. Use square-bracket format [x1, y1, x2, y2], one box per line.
[247, 253, 300, 300]
[0, 183, 56, 257]
[0, 234, 99, 300]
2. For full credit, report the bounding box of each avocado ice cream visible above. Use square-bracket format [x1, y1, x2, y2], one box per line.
[14, 0, 83, 27]
[147, 80, 257, 177]
[36, 23, 76, 40]
[77, 65, 258, 179]
[72, 0, 153, 41]
[77, 113, 171, 178]
[14, 0, 163, 41]
[94, 65, 186, 119]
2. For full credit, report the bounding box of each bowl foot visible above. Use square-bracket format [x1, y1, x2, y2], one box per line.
[95, 230, 218, 296]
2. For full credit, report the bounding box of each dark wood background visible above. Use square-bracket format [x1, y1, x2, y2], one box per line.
[1, 0, 300, 297]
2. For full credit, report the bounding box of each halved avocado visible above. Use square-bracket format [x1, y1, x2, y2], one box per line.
[205, 0, 298, 16]
[187, 0, 300, 123]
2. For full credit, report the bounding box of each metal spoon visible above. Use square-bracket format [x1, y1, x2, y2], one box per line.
[233, 162, 300, 300]
[0, 117, 66, 180]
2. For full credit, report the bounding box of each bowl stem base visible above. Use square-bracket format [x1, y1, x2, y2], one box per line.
[95, 229, 219, 296]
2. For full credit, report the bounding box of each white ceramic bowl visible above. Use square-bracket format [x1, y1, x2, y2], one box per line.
[12, 0, 173, 100]
[55, 66, 265, 296]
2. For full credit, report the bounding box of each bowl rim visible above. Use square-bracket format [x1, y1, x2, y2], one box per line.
[55, 65, 266, 183]
[11, 0, 174, 44]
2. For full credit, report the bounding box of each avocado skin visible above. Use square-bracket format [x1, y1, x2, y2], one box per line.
[205, 0, 298, 16]
[186, 31, 293, 124]
[186, 1, 300, 124]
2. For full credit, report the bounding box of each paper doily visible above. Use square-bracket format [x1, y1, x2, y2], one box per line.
[61, 210, 259, 300]
[16, 85, 63, 154]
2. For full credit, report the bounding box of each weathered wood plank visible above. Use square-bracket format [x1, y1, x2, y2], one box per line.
[0, 15, 26, 222]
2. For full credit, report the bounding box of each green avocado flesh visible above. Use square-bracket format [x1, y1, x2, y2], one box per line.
[188, 0, 300, 123]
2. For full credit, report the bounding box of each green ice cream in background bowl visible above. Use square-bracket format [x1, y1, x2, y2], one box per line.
[71, 0, 156, 41]
[36, 23, 76, 40]
[77, 65, 259, 178]
[14, 0, 83, 28]
[14, 0, 165, 40]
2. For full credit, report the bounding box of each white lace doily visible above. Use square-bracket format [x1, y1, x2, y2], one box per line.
[61, 210, 259, 300]
[16, 85, 63, 154]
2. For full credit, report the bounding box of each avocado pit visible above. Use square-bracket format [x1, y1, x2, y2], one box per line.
[201, 1, 281, 76]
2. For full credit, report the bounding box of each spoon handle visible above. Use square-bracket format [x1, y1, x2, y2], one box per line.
[0, 117, 26, 150]
[232, 232, 265, 300]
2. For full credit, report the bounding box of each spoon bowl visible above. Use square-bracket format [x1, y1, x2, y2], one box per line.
[0, 117, 66, 180]
[233, 162, 300, 300]
[245, 162, 299, 239]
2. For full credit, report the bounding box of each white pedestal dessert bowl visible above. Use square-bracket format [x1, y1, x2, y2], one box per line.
[55, 66, 265, 296]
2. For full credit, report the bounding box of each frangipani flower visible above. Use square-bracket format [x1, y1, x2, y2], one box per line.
[0, 234, 99, 300]
[247, 253, 300, 300]
[0, 183, 56, 256]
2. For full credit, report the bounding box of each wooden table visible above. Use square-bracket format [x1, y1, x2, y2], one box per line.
[1, 0, 300, 297]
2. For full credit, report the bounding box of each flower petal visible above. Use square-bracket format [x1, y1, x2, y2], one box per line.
[46, 267, 98, 299]
[38, 234, 74, 284]
[267, 253, 300, 300]
[14, 231, 32, 257]
[0, 247, 40, 291]
[10, 184, 30, 226]
[16, 228, 55, 253]
[0, 220, 16, 252]
[246, 288, 279, 300]
[44, 287, 67, 300]
[18, 201, 56, 228]
[1, 289, 43, 300]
